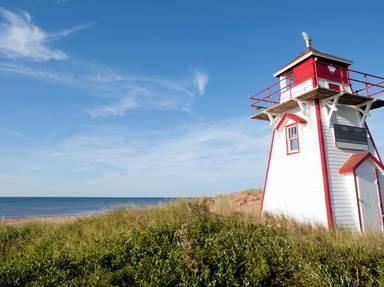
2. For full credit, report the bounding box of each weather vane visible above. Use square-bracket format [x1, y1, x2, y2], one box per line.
[301, 32, 312, 48]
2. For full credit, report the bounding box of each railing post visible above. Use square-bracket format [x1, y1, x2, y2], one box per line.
[313, 58, 318, 88]
[340, 67, 345, 92]
[364, 74, 369, 96]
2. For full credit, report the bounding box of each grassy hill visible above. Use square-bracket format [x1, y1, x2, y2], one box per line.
[1, 189, 384, 286]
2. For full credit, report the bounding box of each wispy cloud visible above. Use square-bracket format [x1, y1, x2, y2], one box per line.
[0, 6, 207, 117]
[194, 71, 208, 95]
[86, 96, 139, 118]
[0, 60, 208, 116]
[48, 119, 269, 174]
[47, 23, 94, 41]
[6, 118, 268, 196]
[0, 118, 270, 196]
[0, 62, 73, 83]
[0, 7, 91, 61]
[85, 67, 208, 117]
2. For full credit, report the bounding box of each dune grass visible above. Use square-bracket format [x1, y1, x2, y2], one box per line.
[1, 194, 384, 286]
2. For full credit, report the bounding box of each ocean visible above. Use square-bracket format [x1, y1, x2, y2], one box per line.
[0, 197, 175, 219]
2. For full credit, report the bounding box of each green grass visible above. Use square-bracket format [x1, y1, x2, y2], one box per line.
[1, 197, 384, 286]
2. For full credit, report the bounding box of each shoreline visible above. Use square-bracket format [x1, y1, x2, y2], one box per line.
[0, 198, 178, 226]
[0, 190, 262, 226]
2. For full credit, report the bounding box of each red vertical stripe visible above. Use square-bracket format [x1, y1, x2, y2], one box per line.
[366, 123, 382, 163]
[314, 99, 334, 230]
[260, 129, 276, 215]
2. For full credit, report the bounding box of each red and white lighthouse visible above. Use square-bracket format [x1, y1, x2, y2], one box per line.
[251, 34, 384, 231]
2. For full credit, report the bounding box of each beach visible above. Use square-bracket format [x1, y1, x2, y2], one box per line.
[1, 190, 262, 226]
[0, 197, 175, 223]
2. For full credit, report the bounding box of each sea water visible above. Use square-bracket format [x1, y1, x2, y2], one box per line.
[0, 197, 175, 218]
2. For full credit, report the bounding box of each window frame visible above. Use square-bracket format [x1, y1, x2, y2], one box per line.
[285, 72, 294, 88]
[280, 73, 294, 89]
[286, 123, 300, 155]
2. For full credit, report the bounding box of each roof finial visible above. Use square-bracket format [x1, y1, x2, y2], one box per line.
[301, 32, 312, 49]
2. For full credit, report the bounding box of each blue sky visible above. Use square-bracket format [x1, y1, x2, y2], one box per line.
[0, 0, 384, 196]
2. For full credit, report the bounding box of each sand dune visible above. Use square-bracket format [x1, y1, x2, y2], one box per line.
[199, 189, 262, 216]
[1, 189, 263, 225]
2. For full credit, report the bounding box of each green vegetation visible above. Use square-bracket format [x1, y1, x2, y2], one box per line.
[1, 196, 384, 286]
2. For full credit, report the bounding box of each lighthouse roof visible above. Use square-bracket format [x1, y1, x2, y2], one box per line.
[275, 113, 307, 131]
[339, 152, 384, 174]
[273, 47, 353, 78]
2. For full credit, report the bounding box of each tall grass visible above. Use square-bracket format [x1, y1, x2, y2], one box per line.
[1, 197, 384, 286]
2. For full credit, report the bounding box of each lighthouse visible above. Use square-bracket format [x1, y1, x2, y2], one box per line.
[251, 34, 384, 231]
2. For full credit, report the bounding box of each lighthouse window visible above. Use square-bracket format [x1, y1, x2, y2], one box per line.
[286, 125, 299, 154]
[285, 73, 294, 88]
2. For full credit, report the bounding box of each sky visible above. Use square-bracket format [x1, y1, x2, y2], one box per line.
[0, 0, 384, 197]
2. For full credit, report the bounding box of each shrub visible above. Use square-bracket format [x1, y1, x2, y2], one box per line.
[1, 199, 384, 286]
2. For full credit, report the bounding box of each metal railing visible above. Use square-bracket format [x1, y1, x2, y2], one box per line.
[250, 59, 384, 116]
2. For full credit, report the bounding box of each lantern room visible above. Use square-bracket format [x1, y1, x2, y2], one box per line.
[275, 48, 352, 103]
[250, 35, 384, 122]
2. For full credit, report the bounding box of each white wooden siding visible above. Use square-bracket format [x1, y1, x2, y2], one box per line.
[320, 104, 377, 230]
[367, 127, 384, 218]
[263, 104, 328, 226]
[280, 79, 314, 103]
[318, 78, 352, 93]
[262, 100, 382, 231]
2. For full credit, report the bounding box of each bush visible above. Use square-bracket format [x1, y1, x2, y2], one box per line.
[1, 200, 384, 286]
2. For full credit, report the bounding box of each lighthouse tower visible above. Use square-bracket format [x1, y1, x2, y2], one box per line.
[251, 34, 384, 231]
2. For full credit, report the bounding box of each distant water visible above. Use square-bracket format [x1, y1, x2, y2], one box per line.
[0, 197, 176, 219]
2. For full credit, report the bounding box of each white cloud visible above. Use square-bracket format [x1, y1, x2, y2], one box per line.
[47, 23, 94, 41]
[87, 96, 138, 118]
[0, 62, 73, 82]
[0, 62, 209, 118]
[2, 118, 269, 196]
[194, 71, 208, 95]
[0, 7, 90, 61]
[49, 118, 270, 177]
[85, 68, 208, 117]
[0, 7, 207, 116]
[0, 60, 208, 117]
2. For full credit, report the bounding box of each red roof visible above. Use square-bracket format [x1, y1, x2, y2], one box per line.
[339, 152, 384, 174]
[275, 113, 307, 130]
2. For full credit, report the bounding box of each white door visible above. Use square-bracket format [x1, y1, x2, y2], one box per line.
[356, 161, 383, 231]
